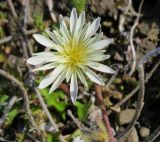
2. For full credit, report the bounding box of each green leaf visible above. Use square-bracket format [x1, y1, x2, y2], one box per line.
[71, 0, 87, 13]
[40, 89, 68, 119]
[5, 106, 20, 126]
[0, 94, 9, 104]
[34, 14, 46, 31]
[47, 132, 61, 142]
[74, 101, 91, 121]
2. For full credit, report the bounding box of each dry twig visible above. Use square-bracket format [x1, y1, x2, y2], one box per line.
[7, 0, 33, 57]
[6, 1, 65, 141]
[119, 0, 139, 16]
[0, 69, 38, 132]
[112, 59, 160, 109]
[0, 96, 17, 128]
[129, 0, 144, 76]
[95, 84, 116, 142]
[116, 47, 160, 141]
[67, 110, 86, 129]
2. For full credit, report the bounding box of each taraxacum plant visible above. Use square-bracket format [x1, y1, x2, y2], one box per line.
[27, 8, 115, 103]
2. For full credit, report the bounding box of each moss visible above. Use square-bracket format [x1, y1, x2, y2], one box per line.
[71, 0, 87, 13]
[34, 14, 46, 31]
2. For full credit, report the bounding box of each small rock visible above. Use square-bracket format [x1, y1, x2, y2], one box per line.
[140, 127, 150, 138]
[118, 109, 136, 125]
[127, 127, 139, 142]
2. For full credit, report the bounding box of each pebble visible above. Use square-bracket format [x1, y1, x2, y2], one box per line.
[118, 109, 136, 125]
[140, 127, 150, 138]
[127, 127, 139, 142]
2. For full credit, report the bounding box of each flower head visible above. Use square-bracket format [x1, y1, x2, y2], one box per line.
[27, 8, 115, 103]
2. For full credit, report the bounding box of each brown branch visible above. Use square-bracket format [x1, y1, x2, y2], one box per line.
[95, 84, 116, 142]
[112, 60, 160, 109]
[0, 69, 39, 133]
[116, 47, 160, 141]
[33, 88, 66, 142]
[0, 96, 17, 128]
[6, 1, 65, 141]
[116, 64, 145, 141]
[67, 110, 86, 129]
[0, 29, 38, 45]
[6, 0, 33, 57]
[59, 83, 70, 96]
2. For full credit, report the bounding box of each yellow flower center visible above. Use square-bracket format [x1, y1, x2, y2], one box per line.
[62, 39, 88, 69]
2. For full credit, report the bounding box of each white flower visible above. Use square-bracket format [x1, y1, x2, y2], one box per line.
[27, 8, 115, 103]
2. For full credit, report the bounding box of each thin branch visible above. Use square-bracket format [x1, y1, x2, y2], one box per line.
[34, 88, 65, 142]
[6, 0, 33, 57]
[112, 59, 160, 109]
[6, 1, 65, 141]
[0, 69, 38, 132]
[46, 0, 57, 22]
[129, 0, 144, 76]
[116, 64, 145, 140]
[95, 84, 116, 142]
[119, 0, 139, 16]
[23, 0, 30, 28]
[67, 110, 86, 129]
[0, 29, 37, 45]
[116, 47, 160, 140]
[106, 70, 118, 88]
[0, 96, 17, 128]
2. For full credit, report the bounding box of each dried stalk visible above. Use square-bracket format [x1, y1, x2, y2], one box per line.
[129, 0, 144, 76]
[0, 96, 17, 128]
[116, 64, 145, 140]
[95, 84, 116, 142]
[6, 1, 65, 141]
[67, 110, 86, 129]
[0, 69, 38, 132]
[6, 0, 32, 57]
[113, 59, 160, 109]
[116, 47, 160, 140]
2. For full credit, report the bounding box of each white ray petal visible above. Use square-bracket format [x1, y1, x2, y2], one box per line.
[77, 69, 88, 88]
[33, 34, 54, 47]
[79, 23, 90, 41]
[39, 65, 66, 89]
[27, 56, 58, 65]
[83, 67, 104, 86]
[74, 12, 85, 38]
[32, 52, 56, 56]
[85, 32, 103, 46]
[52, 30, 64, 44]
[89, 38, 114, 50]
[88, 62, 115, 74]
[49, 69, 67, 94]
[88, 54, 110, 61]
[84, 17, 100, 39]
[46, 29, 63, 45]
[66, 66, 72, 82]
[32, 63, 57, 71]
[59, 15, 71, 42]
[70, 72, 78, 103]
[70, 8, 78, 34]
